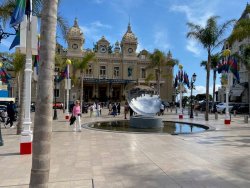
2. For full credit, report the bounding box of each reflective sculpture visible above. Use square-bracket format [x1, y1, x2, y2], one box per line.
[126, 85, 163, 128]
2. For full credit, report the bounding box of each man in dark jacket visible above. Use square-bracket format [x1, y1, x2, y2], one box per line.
[6, 101, 15, 127]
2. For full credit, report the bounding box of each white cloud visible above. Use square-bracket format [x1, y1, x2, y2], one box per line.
[91, 21, 112, 29]
[80, 21, 112, 43]
[153, 31, 170, 51]
[170, 2, 215, 56]
[186, 40, 201, 56]
[185, 84, 221, 96]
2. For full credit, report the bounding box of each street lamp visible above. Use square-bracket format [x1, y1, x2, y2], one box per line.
[190, 73, 197, 118]
[65, 59, 71, 120]
[53, 68, 59, 120]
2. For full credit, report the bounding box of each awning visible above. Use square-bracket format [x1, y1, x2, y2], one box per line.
[230, 83, 245, 97]
[230, 89, 244, 97]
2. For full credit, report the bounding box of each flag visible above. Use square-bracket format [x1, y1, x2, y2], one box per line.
[229, 57, 240, 82]
[57, 66, 68, 82]
[217, 60, 223, 74]
[174, 74, 178, 88]
[10, 0, 26, 27]
[25, 0, 32, 17]
[0, 68, 12, 83]
[33, 55, 39, 81]
[9, 30, 20, 50]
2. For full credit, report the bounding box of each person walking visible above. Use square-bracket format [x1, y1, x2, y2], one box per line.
[117, 102, 121, 115]
[89, 104, 94, 117]
[72, 100, 81, 132]
[112, 103, 117, 117]
[5, 101, 16, 127]
[124, 102, 129, 119]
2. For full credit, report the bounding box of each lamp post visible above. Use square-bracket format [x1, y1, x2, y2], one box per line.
[20, 13, 33, 155]
[223, 49, 231, 125]
[190, 73, 197, 118]
[65, 59, 71, 120]
[53, 68, 59, 120]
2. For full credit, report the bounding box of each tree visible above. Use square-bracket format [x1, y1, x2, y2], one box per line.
[147, 49, 178, 95]
[200, 53, 220, 110]
[75, 52, 95, 111]
[29, 1, 58, 187]
[187, 16, 234, 121]
[12, 52, 25, 135]
[0, 0, 68, 40]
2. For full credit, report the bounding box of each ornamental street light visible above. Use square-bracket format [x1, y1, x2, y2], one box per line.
[65, 59, 71, 120]
[53, 68, 59, 120]
[189, 73, 197, 118]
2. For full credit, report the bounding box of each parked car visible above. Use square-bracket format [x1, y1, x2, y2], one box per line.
[216, 103, 234, 113]
[235, 104, 249, 114]
[53, 102, 64, 109]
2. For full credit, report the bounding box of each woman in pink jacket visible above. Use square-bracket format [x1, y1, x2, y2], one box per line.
[72, 100, 81, 132]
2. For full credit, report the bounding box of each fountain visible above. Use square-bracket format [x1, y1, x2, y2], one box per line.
[127, 85, 163, 129]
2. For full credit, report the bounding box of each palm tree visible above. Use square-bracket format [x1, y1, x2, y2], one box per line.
[12, 52, 25, 135]
[200, 53, 220, 112]
[147, 49, 177, 95]
[0, 0, 68, 40]
[29, 1, 58, 187]
[187, 16, 234, 121]
[75, 52, 95, 112]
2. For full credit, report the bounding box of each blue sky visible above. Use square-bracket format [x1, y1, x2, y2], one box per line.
[0, 0, 249, 95]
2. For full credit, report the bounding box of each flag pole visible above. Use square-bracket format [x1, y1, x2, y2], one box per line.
[20, 0, 33, 154]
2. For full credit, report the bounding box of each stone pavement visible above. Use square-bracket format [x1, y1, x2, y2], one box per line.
[0, 108, 250, 188]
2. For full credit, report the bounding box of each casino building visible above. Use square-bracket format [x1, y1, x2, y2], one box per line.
[40, 19, 175, 104]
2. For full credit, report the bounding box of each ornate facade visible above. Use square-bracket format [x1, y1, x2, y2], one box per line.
[48, 19, 174, 104]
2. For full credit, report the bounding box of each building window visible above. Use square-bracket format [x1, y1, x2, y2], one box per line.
[114, 67, 119, 77]
[141, 55, 145, 60]
[86, 65, 92, 75]
[141, 68, 146, 78]
[100, 66, 106, 76]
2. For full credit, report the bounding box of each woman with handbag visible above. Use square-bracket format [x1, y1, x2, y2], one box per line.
[72, 100, 81, 132]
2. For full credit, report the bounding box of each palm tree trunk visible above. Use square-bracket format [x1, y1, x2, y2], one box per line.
[29, 1, 58, 187]
[16, 71, 24, 135]
[80, 72, 84, 113]
[212, 69, 216, 111]
[205, 49, 211, 121]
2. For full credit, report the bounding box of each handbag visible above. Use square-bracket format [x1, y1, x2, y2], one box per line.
[69, 115, 76, 125]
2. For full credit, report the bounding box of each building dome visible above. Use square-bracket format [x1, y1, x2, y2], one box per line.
[122, 23, 137, 44]
[97, 36, 109, 44]
[67, 18, 84, 39]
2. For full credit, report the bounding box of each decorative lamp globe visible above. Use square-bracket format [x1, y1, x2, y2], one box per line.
[66, 59, 71, 65]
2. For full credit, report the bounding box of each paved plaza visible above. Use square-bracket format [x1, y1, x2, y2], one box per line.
[0, 108, 250, 188]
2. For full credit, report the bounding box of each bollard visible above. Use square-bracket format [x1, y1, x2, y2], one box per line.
[244, 115, 249, 123]
[215, 112, 218, 120]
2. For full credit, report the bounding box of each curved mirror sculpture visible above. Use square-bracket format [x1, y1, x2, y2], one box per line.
[127, 85, 161, 116]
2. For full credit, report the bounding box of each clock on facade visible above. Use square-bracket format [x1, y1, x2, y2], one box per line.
[72, 43, 78, 49]
[128, 48, 133, 53]
[100, 45, 107, 53]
